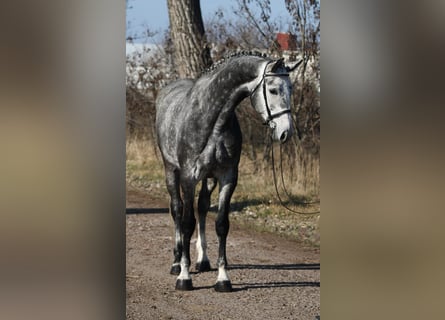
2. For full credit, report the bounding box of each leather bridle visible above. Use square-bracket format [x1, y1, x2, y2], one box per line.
[251, 61, 291, 127]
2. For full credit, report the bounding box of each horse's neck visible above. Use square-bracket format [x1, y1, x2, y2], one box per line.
[184, 65, 256, 177]
[200, 63, 260, 133]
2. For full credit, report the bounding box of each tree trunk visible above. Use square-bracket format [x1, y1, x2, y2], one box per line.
[166, 0, 212, 78]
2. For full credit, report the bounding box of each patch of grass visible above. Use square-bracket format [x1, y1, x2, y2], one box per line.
[126, 138, 168, 201]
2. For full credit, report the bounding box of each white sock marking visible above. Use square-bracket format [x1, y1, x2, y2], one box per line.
[177, 257, 191, 280]
[217, 265, 230, 282]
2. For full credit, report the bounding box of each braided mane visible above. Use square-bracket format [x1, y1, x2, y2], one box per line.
[201, 50, 269, 76]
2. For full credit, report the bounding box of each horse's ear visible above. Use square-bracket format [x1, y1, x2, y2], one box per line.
[270, 58, 285, 73]
[285, 59, 303, 73]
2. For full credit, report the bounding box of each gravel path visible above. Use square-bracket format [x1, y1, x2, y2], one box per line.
[126, 187, 320, 320]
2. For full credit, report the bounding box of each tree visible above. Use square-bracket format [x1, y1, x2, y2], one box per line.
[166, 0, 212, 78]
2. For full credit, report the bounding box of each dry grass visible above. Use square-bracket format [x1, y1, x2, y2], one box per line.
[126, 138, 167, 202]
[126, 138, 320, 247]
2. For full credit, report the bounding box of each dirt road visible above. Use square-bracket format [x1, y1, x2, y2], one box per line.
[126, 187, 320, 320]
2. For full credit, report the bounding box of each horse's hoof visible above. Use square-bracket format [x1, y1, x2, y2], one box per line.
[175, 279, 193, 291]
[195, 260, 211, 272]
[214, 280, 232, 292]
[170, 264, 181, 275]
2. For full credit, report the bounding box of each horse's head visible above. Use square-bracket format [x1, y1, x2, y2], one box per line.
[250, 58, 302, 143]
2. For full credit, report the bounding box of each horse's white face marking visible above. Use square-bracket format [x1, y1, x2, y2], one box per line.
[250, 62, 294, 143]
[264, 76, 293, 142]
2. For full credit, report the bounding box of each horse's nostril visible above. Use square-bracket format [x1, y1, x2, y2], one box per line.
[280, 130, 288, 143]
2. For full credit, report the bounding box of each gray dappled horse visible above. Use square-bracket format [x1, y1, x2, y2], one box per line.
[156, 53, 301, 292]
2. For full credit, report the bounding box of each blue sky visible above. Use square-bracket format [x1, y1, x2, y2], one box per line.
[126, 0, 291, 42]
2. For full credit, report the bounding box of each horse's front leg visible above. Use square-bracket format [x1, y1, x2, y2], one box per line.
[175, 179, 196, 291]
[214, 172, 238, 292]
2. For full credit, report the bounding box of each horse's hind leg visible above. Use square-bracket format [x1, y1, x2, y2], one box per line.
[175, 179, 196, 291]
[165, 168, 183, 275]
[196, 178, 217, 272]
[214, 171, 237, 292]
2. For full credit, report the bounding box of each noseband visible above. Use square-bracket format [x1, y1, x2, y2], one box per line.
[252, 61, 291, 127]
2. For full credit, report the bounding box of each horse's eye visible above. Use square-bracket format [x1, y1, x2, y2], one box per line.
[269, 88, 278, 95]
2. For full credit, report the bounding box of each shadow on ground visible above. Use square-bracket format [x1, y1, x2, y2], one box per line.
[126, 207, 169, 214]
